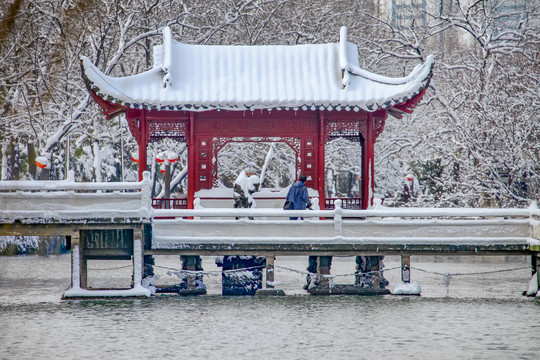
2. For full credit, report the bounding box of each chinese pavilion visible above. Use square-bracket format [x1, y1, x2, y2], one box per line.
[82, 26, 434, 210]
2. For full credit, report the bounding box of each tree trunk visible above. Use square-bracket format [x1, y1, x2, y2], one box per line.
[27, 142, 36, 179]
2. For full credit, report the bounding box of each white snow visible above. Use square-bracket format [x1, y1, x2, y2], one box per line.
[63, 241, 151, 298]
[195, 186, 318, 198]
[0, 171, 152, 222]
[141, 275, 157, 295]
[1, 174, 538, 257]
[81, 27, 434, 113]
[393, 281, 421, 295]
[63, 284, 151, 298]
[526, 273, 538, 296]
[233, 170, 260, 207]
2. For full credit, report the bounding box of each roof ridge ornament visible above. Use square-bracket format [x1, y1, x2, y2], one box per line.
[162, 26, 173, 89]
[338, 26, 351, 89]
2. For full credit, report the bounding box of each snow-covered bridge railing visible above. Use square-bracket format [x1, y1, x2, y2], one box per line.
[150, 201, 540, 255]
[0, 171, 152, 223]
[0, 172, 154, 299]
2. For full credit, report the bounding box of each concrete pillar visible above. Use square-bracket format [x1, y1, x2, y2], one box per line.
[133, 229, 144, 287]
[182, 255, 198, 290]
[80, 252, 88, 289]
[265, 256, 275, 289]
[372, 259, 380, 289]
[70, 231, 81, 290]
[317, 256, 332, 290]
[535, 253, 540, 290]
[401, 255, 411, 283]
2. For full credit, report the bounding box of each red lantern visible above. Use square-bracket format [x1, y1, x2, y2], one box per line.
[35, 156, 48, 169]
[167, 152, 178, 163]
[156, 153, 165, 163]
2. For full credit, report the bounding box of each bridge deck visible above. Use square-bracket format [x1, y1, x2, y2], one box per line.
[149, 207, 540, 256]
[1, 176, 538, 297]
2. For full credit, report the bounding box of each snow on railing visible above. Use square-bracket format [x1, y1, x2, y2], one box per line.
[152, 200, 540, 244]
[152, 202, 539, 220]
[0, 170, 151, 192]
[0, 171, 152, 222]
[151, 200, 540, 250]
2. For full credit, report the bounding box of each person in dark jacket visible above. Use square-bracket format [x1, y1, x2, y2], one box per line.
[285, 175, 322, 289]
[286, 174, 312, 220]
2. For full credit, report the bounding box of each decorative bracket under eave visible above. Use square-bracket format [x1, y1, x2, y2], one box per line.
[89, 90, 125, 120]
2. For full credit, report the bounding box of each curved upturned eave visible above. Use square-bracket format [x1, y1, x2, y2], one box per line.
[81, 53, 434, 115]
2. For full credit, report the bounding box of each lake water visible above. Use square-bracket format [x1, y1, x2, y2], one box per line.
[1, 254, 539, 359]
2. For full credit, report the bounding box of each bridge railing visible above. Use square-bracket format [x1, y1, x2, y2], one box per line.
[150, 200, 540, 253]
[0, 171, 152, 222]
[152, 201, 539, 220]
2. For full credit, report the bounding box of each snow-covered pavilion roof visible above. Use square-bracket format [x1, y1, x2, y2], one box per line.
[81, 26, 434, 113]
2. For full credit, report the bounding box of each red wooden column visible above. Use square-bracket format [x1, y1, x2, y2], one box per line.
[361, 113, 375, 209]
[138, 109, 149, 181]
[187, 113, 196, 209]
[317, 111, 326, 208]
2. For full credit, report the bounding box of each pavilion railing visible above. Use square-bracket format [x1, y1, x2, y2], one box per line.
[152, 197, 362, 210]
[325, 197, 361, 210]
[151, 198, 188, 210]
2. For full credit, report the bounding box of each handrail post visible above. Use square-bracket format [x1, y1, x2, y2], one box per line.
[334, 199, 343, 237]
[530, 201, 539, 241]
[141, 171, 152, 211]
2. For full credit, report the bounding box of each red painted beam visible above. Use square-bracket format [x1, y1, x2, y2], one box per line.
[138, 110, 148, 181]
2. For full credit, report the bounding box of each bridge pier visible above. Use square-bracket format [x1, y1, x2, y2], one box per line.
[133, 232, 144, 289]
[70, 231, 81, 291]
[63, 227, 151, 298]
[256, 255, 286, 296]
[80, 254, 88, 289]
[177, 256, 206, 295]
[531, 252, 540, 291]
[373, 261, 381, 289]
[401, 255, 411, 283]
[266, 256, 275, 288]
[317, 256, 332, 290]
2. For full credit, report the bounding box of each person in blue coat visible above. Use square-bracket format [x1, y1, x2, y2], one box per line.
[285, 175, 322, 290]
[286, 174, 312, 220]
